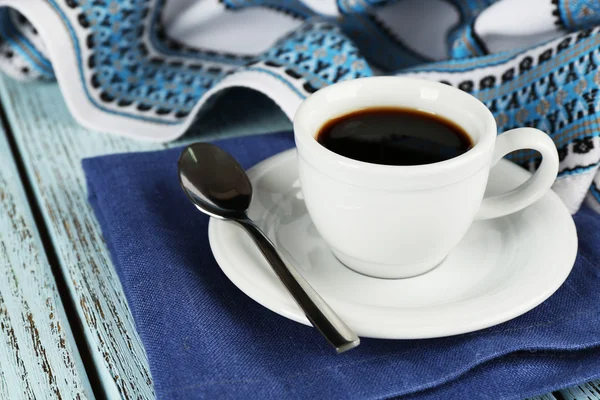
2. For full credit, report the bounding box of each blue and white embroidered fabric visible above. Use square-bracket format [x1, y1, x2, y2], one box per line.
[0, 0, 600, 213]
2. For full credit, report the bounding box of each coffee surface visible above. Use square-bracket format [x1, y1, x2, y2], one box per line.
[316, 107, 473, 166]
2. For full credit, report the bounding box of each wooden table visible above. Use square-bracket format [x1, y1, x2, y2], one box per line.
[0, 73, 598, 400]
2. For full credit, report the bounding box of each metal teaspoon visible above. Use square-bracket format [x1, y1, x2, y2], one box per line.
[177, 143, 360, 353]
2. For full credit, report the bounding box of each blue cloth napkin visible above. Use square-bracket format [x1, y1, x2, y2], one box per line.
[83, 132, 600, 400]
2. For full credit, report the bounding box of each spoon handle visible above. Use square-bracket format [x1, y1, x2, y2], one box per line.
[237, 218, 360, 353]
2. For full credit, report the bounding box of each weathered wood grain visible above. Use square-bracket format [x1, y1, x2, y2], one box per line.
[557, 381, 600, 399]
[0, 73, 597, 399]
[0, 119, 92, 398]
[0, 75, 290, 399]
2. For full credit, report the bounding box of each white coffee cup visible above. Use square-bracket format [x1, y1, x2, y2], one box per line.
[293, 76, 559, 279]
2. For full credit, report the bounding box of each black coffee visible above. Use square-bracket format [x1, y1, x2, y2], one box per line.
[316, 107, 473, 166]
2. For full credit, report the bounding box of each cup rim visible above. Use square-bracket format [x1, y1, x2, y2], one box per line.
[293, 76, 497, 179]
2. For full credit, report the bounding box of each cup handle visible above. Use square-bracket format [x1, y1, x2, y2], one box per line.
[475, 128, 559, 220]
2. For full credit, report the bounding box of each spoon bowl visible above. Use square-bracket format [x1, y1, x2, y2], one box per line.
[179, 143, 251, 220]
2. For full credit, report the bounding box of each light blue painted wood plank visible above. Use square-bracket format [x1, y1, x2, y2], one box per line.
[557, 381, 600, 399]
[0, 72, 596, 400]
[0, 117, 93, 397]
[0, 75, 290, 399]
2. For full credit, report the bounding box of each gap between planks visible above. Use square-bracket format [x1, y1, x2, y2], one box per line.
[0, 95, 107, 400]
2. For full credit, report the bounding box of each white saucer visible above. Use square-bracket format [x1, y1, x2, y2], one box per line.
[208, 149, 578, 339]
